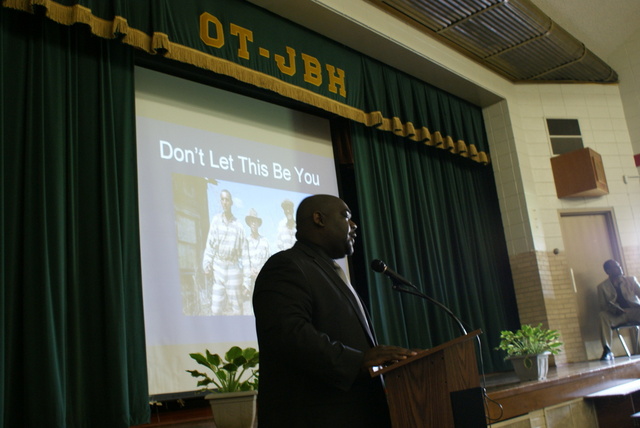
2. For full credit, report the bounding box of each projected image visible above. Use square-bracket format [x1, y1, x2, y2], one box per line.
[174, 173, 307, 316]
[135, 66, 338, 395]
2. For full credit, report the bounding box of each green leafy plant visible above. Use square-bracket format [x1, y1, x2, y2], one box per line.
[186, 346, 259, 393]
[495, 324, 563, 358]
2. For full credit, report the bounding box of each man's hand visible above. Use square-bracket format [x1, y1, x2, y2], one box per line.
[362, 345, 418, 368]
[610, 304, 625, 316]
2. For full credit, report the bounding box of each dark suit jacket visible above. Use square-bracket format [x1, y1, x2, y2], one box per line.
[252, 241, 392, 428]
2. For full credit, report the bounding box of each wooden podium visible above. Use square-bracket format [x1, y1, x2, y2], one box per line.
[370, 330, 486, 428]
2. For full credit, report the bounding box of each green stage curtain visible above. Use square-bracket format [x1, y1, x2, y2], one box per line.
[1, 7, 149, 428]
[1, 0, 490, 163]
[350, 123, 519, 372]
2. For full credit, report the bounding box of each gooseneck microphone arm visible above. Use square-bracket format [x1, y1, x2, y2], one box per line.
[371, 259, 468, 336]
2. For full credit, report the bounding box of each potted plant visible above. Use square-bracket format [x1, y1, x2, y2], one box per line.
[495, 324, 562, 381]
[186, 346, 259, 428]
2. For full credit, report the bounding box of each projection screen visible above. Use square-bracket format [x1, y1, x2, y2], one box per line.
[134, 66, 340, 396]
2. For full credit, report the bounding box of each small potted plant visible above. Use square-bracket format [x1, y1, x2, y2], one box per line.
[495, 324, 562, 381]
[186, 346, 259, 428]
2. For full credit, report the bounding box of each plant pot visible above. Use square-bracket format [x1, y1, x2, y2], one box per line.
[508, 352, 550, 381]
[205, 390, 257, 428]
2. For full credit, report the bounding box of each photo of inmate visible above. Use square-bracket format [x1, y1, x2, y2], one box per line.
[172, 173, 308, 316]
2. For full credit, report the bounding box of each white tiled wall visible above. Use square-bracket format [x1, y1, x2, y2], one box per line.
[485, 83, 640, 255]
[484, 100, 534, 256]
[610, 27, 640, 171]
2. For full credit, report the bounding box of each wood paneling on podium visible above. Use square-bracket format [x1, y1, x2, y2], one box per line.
[370, 330, 486, 428]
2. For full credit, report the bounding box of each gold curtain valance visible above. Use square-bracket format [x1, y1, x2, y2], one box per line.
[2, 0, 490, 164]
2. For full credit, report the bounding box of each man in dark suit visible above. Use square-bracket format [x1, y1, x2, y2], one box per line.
[253, 194, 415, 428]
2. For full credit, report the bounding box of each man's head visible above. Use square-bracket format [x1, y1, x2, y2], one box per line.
[281, 199, 294, 218]
[245, 209, 262, 235]
[220, 190, 233, 214]
[604, 259, 624, 280]
[296, 194, 357, 259]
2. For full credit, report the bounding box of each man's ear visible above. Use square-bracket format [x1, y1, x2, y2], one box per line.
[312, 211, 325, 227]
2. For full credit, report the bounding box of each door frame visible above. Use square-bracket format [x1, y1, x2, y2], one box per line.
[559, 207, 626, 359]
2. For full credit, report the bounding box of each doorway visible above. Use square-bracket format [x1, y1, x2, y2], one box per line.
[559, 210, 623, 360]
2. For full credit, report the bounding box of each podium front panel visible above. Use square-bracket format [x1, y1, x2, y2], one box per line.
[378, 332, 487, 428]
[384, 350, 451, 427]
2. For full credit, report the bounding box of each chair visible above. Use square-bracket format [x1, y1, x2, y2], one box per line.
[612, 322, 640, 357]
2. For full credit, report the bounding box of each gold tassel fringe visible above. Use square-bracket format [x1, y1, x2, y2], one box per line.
[1, 0, 490, 164]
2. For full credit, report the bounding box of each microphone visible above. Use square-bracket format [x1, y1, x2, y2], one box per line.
[370, 259, 417, 289]
[371, 259, 468, 335]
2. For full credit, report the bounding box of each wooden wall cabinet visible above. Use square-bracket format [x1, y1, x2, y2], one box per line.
[550, 147, 609, 198]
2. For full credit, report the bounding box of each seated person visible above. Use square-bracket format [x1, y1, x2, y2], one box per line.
[598, 259, 640, 360]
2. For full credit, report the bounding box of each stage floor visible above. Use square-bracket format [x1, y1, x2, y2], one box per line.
[482, 355, 640, 422]
[131, 356, 640, 427]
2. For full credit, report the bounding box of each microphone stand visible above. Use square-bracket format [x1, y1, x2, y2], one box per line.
[387, 274, 496, 421]
[389, 279, 468, 336]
